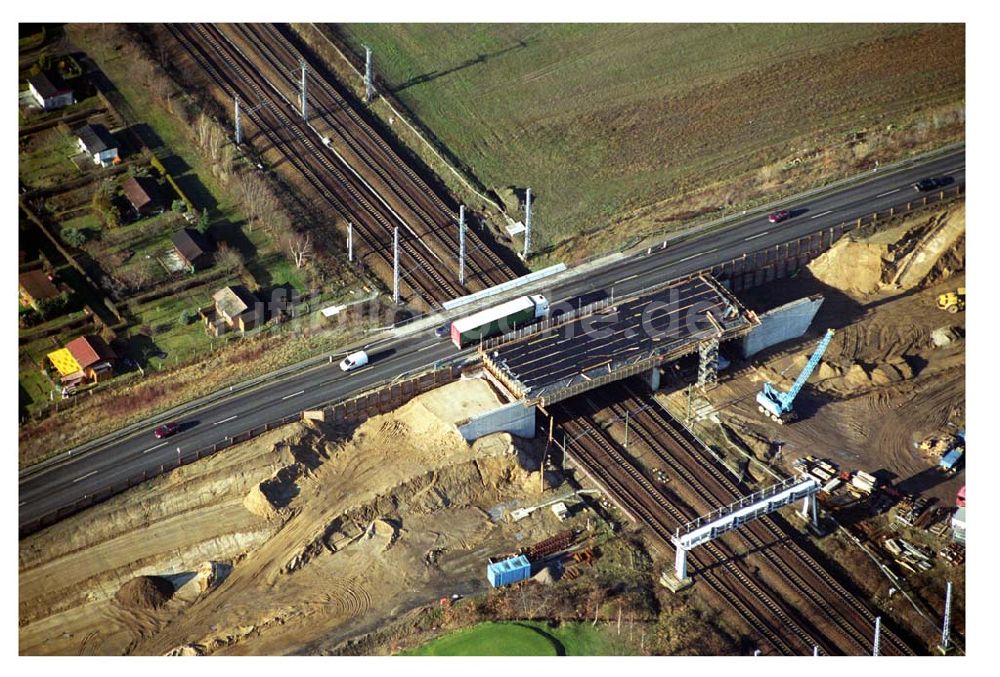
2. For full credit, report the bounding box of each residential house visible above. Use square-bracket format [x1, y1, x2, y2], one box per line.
[74, 124, 119, 167]
[172, 228, 212, 272]
[18, 269, 60, 309]
[47, 334, 118, 385]
[27, 73, 75, 110]
[121, 176, 163, 217]
[204, 285, 260, 335]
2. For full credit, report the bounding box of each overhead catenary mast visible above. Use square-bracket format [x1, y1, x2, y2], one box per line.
[300, 60, 308, 119]
[234, 95, 241, 144]
[393, 226, 400, 303]
[523, 187, 532, 259]
[365, 46, 375, 103]
[459, 205, 466, 285]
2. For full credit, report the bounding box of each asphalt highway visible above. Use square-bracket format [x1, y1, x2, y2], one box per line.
[18, 146, 964, 530]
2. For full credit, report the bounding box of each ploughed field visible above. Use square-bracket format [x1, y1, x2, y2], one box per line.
[335, 24, 964, 257]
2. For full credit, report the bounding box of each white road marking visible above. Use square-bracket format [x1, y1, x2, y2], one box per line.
[214, 415, 238, 425]
[614, 273, 639, 284]
[678, 252, 704, 263]
[19, 501, 26, 508]
[810, 210, 833, 220]
[417, 344, 436, 352]
[143, 442, 167, 454]
[744, 231, 769, 241]
[73, 470, 98, 483]
[876, 188, 900, 197]
[281, 390, 305, 400]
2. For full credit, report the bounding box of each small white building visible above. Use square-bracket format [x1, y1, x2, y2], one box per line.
[27, 74, 75, 110]
[951, 506, 966, 544]
[74, 124, 119, 167]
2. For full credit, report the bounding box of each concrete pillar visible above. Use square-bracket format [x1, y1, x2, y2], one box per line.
[674, 545, 688, 581]
[649, 366, 661, 392]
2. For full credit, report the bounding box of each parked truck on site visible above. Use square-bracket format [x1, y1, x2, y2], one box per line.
[450, 294, 549, 349]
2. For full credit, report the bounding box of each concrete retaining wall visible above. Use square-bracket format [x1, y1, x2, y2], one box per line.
[458, 401, 536, 441]
[742, 295, 824, 358]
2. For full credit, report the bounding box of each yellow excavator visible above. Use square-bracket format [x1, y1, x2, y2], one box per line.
[937, 287, 965, 314]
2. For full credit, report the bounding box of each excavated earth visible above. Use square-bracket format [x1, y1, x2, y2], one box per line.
[19, 378, 562, 655]
[693, 203, 965, 503]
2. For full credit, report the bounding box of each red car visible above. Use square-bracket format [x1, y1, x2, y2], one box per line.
[154, 422, 180, 439]
[767, 210, 790, 223]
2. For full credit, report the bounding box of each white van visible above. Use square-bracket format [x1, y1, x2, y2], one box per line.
[339, 350, 369, 372]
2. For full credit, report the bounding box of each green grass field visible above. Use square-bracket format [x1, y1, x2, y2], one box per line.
[336, 24, 964, 258]
[404, 621, 615, 656]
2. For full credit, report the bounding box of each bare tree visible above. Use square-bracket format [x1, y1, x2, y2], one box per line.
[285, 232, 313, 269]
[237, 170, 265, 232]
[214, 242, 244, 275]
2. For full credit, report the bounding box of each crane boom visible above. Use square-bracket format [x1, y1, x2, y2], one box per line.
[780, 328, 835, 409]
[756, 328, 835, 423]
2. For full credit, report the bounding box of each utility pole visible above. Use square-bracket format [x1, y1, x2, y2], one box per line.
[300, 61, 308, 120]
[347, 222, 353, 263]
[872, 616, 881, 657]
[392, 226, 400, 304]
[458, 205, 466, 286]
[522, 187, 532, 259]
[234, 95, 241, 144]
[939, 580, 953, 654]
[365, 46, 375, 103]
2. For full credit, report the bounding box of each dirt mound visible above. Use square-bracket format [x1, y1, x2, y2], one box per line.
[533, 565, 562, 585]
[243, 464, 302, 518]
[808, 240, 886, 296]
[243, 482, 279, 518]
[115, 575, 174, 611]
[808, 205, 965, 299]
[165, 644, 205, 656]
[196, 561, 231, 594]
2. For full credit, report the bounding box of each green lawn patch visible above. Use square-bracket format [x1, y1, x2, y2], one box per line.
[404, 621, 615, 656]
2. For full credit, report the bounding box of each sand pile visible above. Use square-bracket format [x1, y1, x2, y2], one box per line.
[808, 241, 887, 296]
[165, 644, 205, 656]
[808, 205, 965, 299]
[115, 575, 174, 611]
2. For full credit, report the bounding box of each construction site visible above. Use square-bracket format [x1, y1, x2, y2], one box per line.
[17, 20, 967, 659]
[18, 199, 965, 656]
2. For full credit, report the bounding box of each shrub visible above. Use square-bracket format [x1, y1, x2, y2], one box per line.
[171, 199, 187, 213]
[196, 208, 211, 234]
[60, 227, 87, 248]
[179, 309, 194, 325]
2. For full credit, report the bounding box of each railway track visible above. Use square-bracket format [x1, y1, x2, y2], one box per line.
[226, 23, 519, 292]
[557, 410, 819, 655]
[614, 383, 917, 655]
[167, 24, 464, 309]
[564, 382, 916, 655]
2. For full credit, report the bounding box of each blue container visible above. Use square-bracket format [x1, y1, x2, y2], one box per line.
[487, 555, 531, 588]
[939, 447, 964, 472]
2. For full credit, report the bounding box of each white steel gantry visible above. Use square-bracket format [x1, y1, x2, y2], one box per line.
[939, 580, 953, 654]
[667, 475, 820, 585]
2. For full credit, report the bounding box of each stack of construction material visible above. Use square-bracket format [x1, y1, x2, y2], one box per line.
[851, 471, 878, 496]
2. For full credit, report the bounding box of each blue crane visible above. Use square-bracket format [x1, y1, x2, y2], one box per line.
[756, 328, 835, 424]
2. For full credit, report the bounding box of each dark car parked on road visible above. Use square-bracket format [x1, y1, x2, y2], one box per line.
[913, 178, 941, 192]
